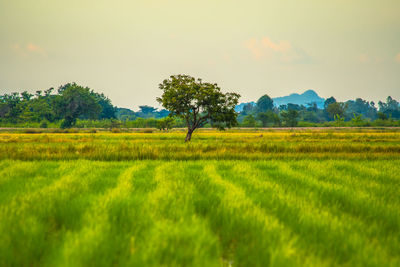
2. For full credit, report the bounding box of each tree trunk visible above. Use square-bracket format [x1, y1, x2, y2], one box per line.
[185, 129, 193, 142]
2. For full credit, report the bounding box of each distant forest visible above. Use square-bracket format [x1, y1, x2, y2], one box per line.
[1, 82, 399, 128]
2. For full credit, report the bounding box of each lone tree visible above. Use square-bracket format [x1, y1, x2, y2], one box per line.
[157, 75, 240, 142]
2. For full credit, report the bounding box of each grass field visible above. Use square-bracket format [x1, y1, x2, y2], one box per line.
[0, 129, 399, 266]
[1, 128, 400, 160]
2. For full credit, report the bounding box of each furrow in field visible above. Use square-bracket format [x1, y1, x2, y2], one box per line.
[0, 161, 124, 267]
[286, 160, 400, 258]
[0, 160, 14, 182]
[274, 161, 400, 236]
[292, 160, 400, 203]
[53, 162, 149, 266]
[225, 162, 376, 265]
[272, 160, 400, 260]
[0, 161, 99, 217]
[137, 162, 221, 267]
[192, 162, 313, 267]
[224, 161, 399, 266]
[0, 160, 40, 192]
[0, 161, 67, 204]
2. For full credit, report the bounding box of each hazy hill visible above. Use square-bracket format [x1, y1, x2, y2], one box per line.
[235, 90, 325, 112]
[273, 90, 325, 108]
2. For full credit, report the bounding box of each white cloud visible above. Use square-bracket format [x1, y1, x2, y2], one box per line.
[244, 37, 310, 63]
[395, 53, 400, 62]
[11, 43, 47, 58]
[358, 54, 369, 63]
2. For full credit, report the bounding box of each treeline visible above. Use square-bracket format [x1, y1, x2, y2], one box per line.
[0, 83, 173, 128]
[237, 95, 400, 127]
[116, 106, 169, 121]
[1, 83, 400, 128]
[0, 83, 116, 128]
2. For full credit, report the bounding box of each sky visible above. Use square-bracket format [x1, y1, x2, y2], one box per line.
[1, 0, 399, 110]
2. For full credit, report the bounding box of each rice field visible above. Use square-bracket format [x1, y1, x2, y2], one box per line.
[0, 129, 399, 266]
[1, 129, 400, 160]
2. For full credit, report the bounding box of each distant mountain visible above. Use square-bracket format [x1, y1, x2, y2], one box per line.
[235, 90, 325, 112]
[273, 90, 325, 108]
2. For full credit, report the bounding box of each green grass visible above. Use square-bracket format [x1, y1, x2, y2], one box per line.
[0, 160, 399, 266]
[0, 129, 399, 266]
[1, 129, 399, 160]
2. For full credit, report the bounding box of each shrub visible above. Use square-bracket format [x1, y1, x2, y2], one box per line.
[22, 129, 42, 134]
[63, 128, 79, 133]
[157, 117, 174, 131]
[39, 120, 48, 128]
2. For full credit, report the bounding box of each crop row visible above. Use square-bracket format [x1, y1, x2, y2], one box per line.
[0, 160, 399, 266]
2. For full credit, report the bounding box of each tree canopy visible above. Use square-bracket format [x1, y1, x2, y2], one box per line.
[58, 83, 102, 128]
[326, 102, 346, 120]
[324, 96, 336, 109]
[1, 82, 400, 129]
[281, 109, 299, 127]
[157, 74, 240, 141]
[256, 94, 274, 112]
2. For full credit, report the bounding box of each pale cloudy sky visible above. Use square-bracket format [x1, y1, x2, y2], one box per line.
[1, 0, 399, 109]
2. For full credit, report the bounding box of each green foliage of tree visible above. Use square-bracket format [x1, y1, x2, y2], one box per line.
[2, 82, 400, 129]
[132, 117, 158, 128]
[324, 96, 337, 109]
[157, 75, 240, 141]
[40, 120, 48, 128]
[256, 94, 274, 112]
[280, 109, 299, 127]
[270, 112, 282, 126]
[256, 111, 277, 127]
[109, 119, 122, 129]
[157, 117, 174, 131]
[300, 110, 320, 123]
[242, 114, 256, 127]
[378, 96, 400, 119]
[93, 93, 116, 119]
[351, 113, 365, 126]
[116, 108, 136, 121]
[287, 103, 302, 111]
[58, 83, 101, 128]
[345, 98, 377, 120]
[242, 103, 255, 115]
[22, 95, 57, 122]
[139, 105, 157, 114]
[377, 112, 387, 120]
[326, 102, 346, 120]
[133, 105, 169, 119]
[0, 93, 22, 121]
[256, 112, 269, 127]
[334, 114, 345, 126]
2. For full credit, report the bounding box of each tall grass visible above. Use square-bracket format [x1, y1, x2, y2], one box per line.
[0, 160, 399, 266]
[1, 129, 399, 266]
[0, 130, 399, 160]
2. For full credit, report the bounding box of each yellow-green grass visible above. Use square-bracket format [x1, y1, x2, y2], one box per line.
[0, 129, 399, 160]
[1, 129, 399, 266]
[0, 160, 399, 266]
